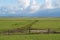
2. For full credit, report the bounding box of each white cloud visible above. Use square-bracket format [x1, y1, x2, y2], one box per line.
[29, 0, 40, 13]
[55, 0, 60, 7]
[45, 0, 52, 8]
[44, 0, 60, 9]
[19, 0, 60, 13]
[18, 0, 30, 9]
[17, 0, 41, 13]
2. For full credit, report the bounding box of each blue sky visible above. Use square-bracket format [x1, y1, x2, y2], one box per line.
[38, 0, 45, 4]
[0, 0, 60, 7]
[0, 0, 44, 5]
[0, 0, 18, 6]
[0, 0, 60, 14]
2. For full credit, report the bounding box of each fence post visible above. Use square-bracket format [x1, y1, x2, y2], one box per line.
[48, 28, 50, 34]
[29, 26, 31, 34]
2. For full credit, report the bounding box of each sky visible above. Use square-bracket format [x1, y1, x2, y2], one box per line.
[0, 0, 60, 14]
[0, 0, 43, 5]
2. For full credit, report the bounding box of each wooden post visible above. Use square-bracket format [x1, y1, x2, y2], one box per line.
[29, 26, 31, 34]
[48, 28, 50, 34]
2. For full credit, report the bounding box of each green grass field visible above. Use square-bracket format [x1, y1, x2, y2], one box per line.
[0, 18, 60, 40]
[0, 18, 60, 31]
[32, 20, 60, 29]
[0, 34, 60, 40]
[0, 20, 34, 31]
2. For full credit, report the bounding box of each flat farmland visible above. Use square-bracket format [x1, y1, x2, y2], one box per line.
[32, 20, 60, 29]
[0, 20, 34, 31]
[0, 18, 60, 40]
[0, 18, 60, 31]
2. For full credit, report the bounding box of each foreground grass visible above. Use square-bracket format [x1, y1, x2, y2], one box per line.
[0, 34, 60, 40]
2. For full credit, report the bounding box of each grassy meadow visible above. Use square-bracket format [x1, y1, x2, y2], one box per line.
[0, 17, 60, 40]
[0, 34, 60, 40]
[0, 18, 60, 31]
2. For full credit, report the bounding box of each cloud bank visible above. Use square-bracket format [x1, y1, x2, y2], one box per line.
[0, 0, 60, 14]
[45, 0, 52, 8]
[18, 0, 30, 10]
